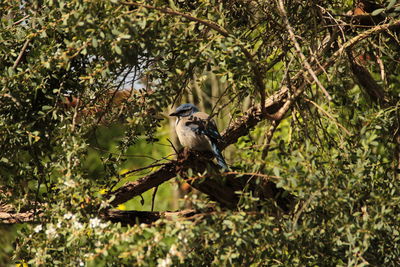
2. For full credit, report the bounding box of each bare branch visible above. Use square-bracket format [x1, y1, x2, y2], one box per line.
[101, 209, 197, 225]
[108, 161, 177, 206]
[13, 15, 30, 25]
[0, 208, 197, 226]
[304, 98, 351, 136]
[277, 0, 332, 101]
[13, 39, 31, 69]
[0, 210, 43, 224]
[346, 50, 386, 104]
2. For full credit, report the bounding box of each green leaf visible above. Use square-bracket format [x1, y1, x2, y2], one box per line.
[92, 37, 98, 48]
[8, 67, 14, 76]
[42, 105, 52, 111]
[114, 45, 122, 55]
[253, 39, 263, 54]
[371, 8, 385, 16]
[387, 0, 396, 10]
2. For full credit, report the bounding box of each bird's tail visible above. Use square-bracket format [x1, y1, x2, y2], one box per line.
[211, 142, 228, 170]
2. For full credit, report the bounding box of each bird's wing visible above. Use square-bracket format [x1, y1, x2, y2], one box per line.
[186, 112, 228, 169]
[187, 112, 222, 141]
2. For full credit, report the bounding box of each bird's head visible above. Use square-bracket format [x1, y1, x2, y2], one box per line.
[169, 103, 199, 117]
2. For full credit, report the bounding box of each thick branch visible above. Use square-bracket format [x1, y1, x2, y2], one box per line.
[0, 208, 197, 226]
[0, 210, 42, 224]
[109, 161, 177, 206]
[101, 209, 197, 225]
[347, 50, 386, 104]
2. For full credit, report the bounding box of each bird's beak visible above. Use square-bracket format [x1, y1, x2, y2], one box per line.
[169, 111, 178, 116]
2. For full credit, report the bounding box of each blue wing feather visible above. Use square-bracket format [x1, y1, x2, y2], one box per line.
[211, 142, 228, 169]
[185, 113, 228, 169]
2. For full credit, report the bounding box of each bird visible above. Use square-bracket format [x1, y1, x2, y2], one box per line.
[169, 103, 228, 170]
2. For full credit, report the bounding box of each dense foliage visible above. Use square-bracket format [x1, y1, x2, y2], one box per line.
[1, 0, 400, 265]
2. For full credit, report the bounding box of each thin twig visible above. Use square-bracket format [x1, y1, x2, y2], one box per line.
[292, 189, 321, 229]
[333, 19, 400, 57]
[71, 91, 81, 132]
[261, 119, 281, 160]
[151, 186, 158, 212]
[223, 171, 281, 180]
[239, 45, 267, 115]
[120, 163, 169, 178]
[277, 0, 332, 101]
[1, 93, 21, 106]
[304, 98, 351, 136]
[91, 146, 160, 160]
[167, 138, 179, 154]
[13, 39, 31, 69]
[13, 15, 30, 25]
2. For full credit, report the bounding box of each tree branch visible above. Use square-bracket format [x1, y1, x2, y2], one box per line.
[101, 209, 198, 225]
[277, 0, 332, 101]
[13, 39, 31, 69]
[0, 208, 197, 226]
[0, 210, 42, 224]
[107, 13, 400, 210]
[120, 1, 229, 37]
[346, 49, 386, 104]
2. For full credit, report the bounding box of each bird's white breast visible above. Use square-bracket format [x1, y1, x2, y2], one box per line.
[175, 117, 212, 151]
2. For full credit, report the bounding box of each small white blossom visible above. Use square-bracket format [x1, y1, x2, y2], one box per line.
[73, 220, 83, 230]
[33, 224, 42, 233]
[89, 217, 101, 228]
[169, 245, 178, 256]
[63, 212, 74, 220]
[157, 256, 172, 267]
[64, 179, 76, 187]
[56, 221, 62, 228]
[153, 234, 161, 243]
[45, 225, 58, 238]
[177, 233, 187, 243]
[79, 260, 84, 266]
